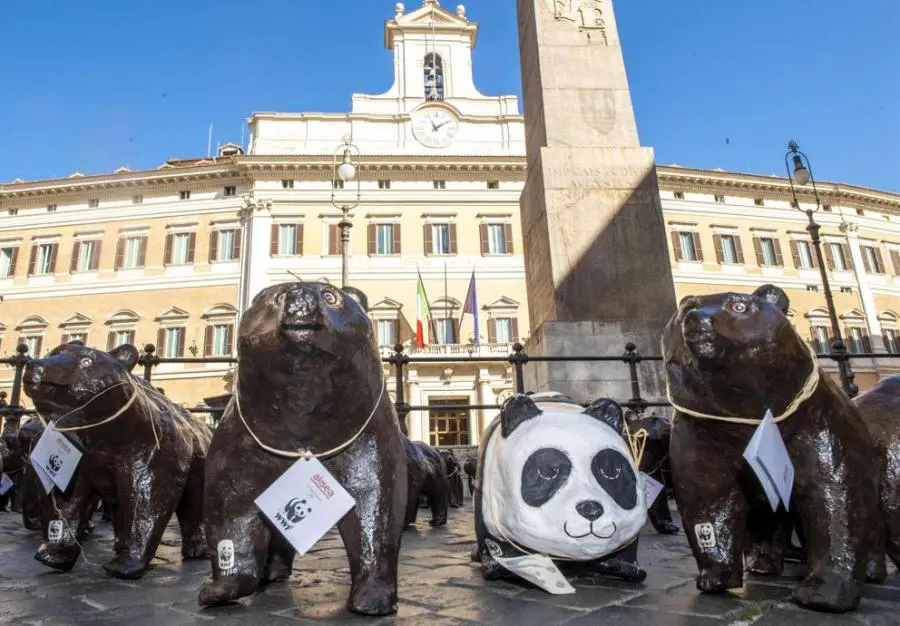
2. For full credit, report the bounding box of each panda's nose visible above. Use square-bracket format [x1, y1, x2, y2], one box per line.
[575, 500, 604, 521]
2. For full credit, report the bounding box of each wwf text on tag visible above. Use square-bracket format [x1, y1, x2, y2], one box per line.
[493, 553, 576, 595]
[254, 457, 355, 556]
[641, 472, 664, 508]
[217, 540, 236, 576]
[0, 473, 13, 496]
[694, 523, 716, 549]
[29, 423, 83, 492]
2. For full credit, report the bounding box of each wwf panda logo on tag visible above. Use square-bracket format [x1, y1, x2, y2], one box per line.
[273, 497, 313, 531]
[48, 520, 65, 542]
[217, 539, 235, 573]
[47, 454, 63, 475]
[694, 523, 716, 549]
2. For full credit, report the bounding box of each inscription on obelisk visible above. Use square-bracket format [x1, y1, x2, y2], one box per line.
[517, 0, 677, 402]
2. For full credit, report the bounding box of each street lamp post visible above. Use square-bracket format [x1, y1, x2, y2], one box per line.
[332, 135, 361, 288]
[784, 140, 858, 397]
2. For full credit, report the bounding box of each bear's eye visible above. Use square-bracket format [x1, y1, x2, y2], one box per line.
[591, 449, 638, 510]
[537, 467, 560, 480]
[79, 357, 92, 368]
[728, 300, 747, 313]
[322, 290, 338, 306]
[521, 448, 571, 507]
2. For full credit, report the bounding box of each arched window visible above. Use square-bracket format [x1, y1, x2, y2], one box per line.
[424, 53, 444, 101]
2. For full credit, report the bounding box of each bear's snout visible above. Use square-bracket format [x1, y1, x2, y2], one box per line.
[576, 500, 604, 521]
[282, 285, 321, 325]
[24, 363, 44, 387]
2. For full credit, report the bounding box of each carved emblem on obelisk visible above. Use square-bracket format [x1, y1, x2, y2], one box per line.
[547, 0, 609, 44]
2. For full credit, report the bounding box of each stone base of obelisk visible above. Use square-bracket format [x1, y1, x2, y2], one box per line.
[523, 320, 666, 409]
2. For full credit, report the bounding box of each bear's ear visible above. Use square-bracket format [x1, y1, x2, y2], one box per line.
[342, 286, 369, 312]
[500, 394, 542, 438]
[753, 284, 790, 314]
[109, 344, 140, 372]
[583, 398, 625, 435]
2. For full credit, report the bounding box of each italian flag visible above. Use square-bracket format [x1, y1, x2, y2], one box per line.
[416, 269, 432, 348]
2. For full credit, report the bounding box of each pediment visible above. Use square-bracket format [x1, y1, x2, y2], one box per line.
[484, 296, 520, 309]
[0, 322, 6, 332]
[16, 315, 48, 331]
[157, 306, 191, 322]
[370, 297, 404, 311]
[107, 309, 141, 325]
[202, 303, 238, 319]
[386, 1, 477, 48]
[60, 313, 92, 328]
[840, 308, 866, 322]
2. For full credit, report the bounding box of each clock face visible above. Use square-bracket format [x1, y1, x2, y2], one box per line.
[411, 108, 459, 148]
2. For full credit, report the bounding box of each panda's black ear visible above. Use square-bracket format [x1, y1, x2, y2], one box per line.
[342, 286, 369, 312]
[500, 394, 542, 438]
[753, 284, 790, 314]
[583, 398, 625, 435]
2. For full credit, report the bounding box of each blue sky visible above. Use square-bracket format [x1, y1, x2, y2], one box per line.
[2, 1, 898, 192]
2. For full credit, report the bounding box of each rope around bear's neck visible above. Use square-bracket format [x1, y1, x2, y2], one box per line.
[231, 370, 385, 461]
[662, 338, 821, 425]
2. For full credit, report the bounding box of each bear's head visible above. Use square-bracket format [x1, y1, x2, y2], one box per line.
[483, 393, 646, 560]
[440, 449, 461, 477]
[22, 342, 139, 417]
[662, 284, 816, 417]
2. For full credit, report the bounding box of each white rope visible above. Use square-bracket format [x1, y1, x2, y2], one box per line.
[663, 338, 821, 425]
[231, 371, 385, 460]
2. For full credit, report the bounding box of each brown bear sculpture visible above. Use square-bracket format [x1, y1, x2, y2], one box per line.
[403, 438, 449, 527]
[17, 418, 49, 531]
[627, 412, 678, 535]
[663, 284, 881, 613]
[463, 455, 477, 496]
[198, 282, 407, 617]
[441, 449, 464, 508]
[23, 342, 213, 579]
[0, 432, 24, 512]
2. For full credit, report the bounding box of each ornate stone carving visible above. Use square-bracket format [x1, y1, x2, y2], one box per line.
[546, 0, 609, 44]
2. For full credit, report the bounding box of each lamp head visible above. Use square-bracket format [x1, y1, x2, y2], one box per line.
[337, 148, 356, 182]
[792, 155, 810, 186]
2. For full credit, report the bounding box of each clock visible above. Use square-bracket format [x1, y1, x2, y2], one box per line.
[411, 108, 459, 148]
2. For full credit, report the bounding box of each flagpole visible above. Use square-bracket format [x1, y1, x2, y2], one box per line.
[444, 262, 449, 343]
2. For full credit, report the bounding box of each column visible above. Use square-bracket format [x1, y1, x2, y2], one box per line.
[843, 222, 885, 353]
[245, 200, 273, 309]
[406, 370, 423, 442]
[475, 368, 494, 447]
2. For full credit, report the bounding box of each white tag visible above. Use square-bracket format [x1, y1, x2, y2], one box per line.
[0, 473, 13, 495]
[743, 409, 794, 511]
[641, 472, 664, 508]
[217, 540, 236, 575]
[48, 520, 65, 542]
[254, 457, 355, 556]
[32, 462, 55, 494]
[29, 422, 83, 492]
[694, 523, 716, 549]
[493, 553, 576, 595]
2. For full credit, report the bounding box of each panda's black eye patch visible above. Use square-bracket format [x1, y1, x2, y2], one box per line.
[591, 449, 638, 510]
[521, 448, 571, 507]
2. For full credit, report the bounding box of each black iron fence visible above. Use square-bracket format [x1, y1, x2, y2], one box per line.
[1, 340, 897, 433]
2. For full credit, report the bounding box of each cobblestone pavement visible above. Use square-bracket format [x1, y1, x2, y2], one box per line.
[1, 500, 898, 625]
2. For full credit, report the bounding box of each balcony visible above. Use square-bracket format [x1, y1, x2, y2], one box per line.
[379, 343, 516, 360]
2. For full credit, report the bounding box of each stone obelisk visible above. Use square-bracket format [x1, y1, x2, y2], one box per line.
[516, 0, 677, 402]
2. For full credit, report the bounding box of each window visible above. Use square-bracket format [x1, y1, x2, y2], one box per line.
[891, 249, 900, 275]
[436, 318, 457, 344]
[71, 240, 100, 273]
[828, 242, 850, 271]
[160, 327, 185, 358]
[132, 194, 143, 205]
[713, 234, 743, 265]
[714, 195, 725, 203]
[856, 208, 865, 216]
[673, 192, 684, 200]
[205, 324, 234, 357]
[481, 223, 513, 255]
[281, 180, 294, 189]
[332, 179, 344, 190]
[29, 243, 58, 275]
[8, 208, 18, 216]
[88, 199, 99, 208]
[179, 190, 191, 200]
[806, 285, 819, 293]
[488, 317, 519, 344]
[862, 245, 884, 274]
[368, 224, 398, 256]
[107, 330, 135, 350]
[754, 198, 765, 207]
[812, 326, 830, 353]
[884, 329, 900, 355]
[22, 336, 43, 357]
[47, 204, 58, 212]
[791, 240, 816, 270]
[671, 231, 702, 262]
[488, 181, 500, 190]
[424, 53, 445, 101]
[210, 229, 240, 262]
[424, 223, 456, 255]
[378, 180, 391, 190]
[376, 319, 399, 347]
[116, 236, 146, 270]
[0, 247, 18, 278]
[753, 236, 783, 267]
[224, 186, 236, 197]
[840, 286, 853, 294]
[823, 204, 832, 212]
[847, 327, 869, 355]
[433, 180, 446, 190]
[273, 224, 303, 256]
[429, 399, 470, 447]
[166, 232, 195, 266]
[326, 224, 342, 256]
[62, 332, 87, 344]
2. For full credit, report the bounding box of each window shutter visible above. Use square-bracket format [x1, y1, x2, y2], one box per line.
[423, 224, 433, 255]
[453, 319, 460, 344]
[479, 224, 489, 255]
[810, 243, 820, 269]
[70, 242, 81, 273]
[137, 238, 147, 267]
[367, 223, 376, 255]
[203, 326, 213, 357]
[328, 224, 340, 255]
[164, 234, 173, 265]
[733, 236, 745, 264]
[884, 334, 892, 353]
[393, 224, 401, 255]
[61, 333, 68, 345]
[48, 244, 58, 274]
[157, 328, 166, 356]
[862, 332, 872, 354]
[115, 238, 125, 270]
[34, 337, 42, 357]
[271, 224, 280, 256]
[841, 243, 853, 270]
[176, 328, 185, 357]
[449, 223, 458, 254]
[91, 240, 101, 270]
[891, 250, 900, 276]
[790, 240, 801, 269]
[713, 234, 723, 264]
[225, 324, 234, 355]
[27, 245, 37, 275]
[107, 331, 116, 351]
[391, 319, 400, 347]
[487, 318, 496, 343]
[8, 247, 18, 276]
[862, 249, 873, 273]
[844, 326, 854, 353]
[875, 247, 885, 274]
[295, 224, 304, 255]
[504, 223, 513, 254]
[670, 231, 683, 261]
[511, 318, 519, 342]
[209, 231, 219, 262]
[753, 237, 763, 266]
[691, 232, 703, 262]
[187, 233, 196, 263]
[127, 330, 135, 346]
[824, 243, 834, 270]
[773, 239, 784, 267]
[232, 229, 241, 260]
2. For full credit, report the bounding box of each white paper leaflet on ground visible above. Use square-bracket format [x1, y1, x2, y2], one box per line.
[493, 553, 576, 595]
[32, 462, 55, 494]
[254, 457, 355, 556]
[0, 473, 13, 495]
[29, 422, 83, 492]
[743, 409, 794, 511]
[641, 472, 664, 508]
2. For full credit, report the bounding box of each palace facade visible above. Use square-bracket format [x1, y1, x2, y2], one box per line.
[2, 1, 899, 445]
